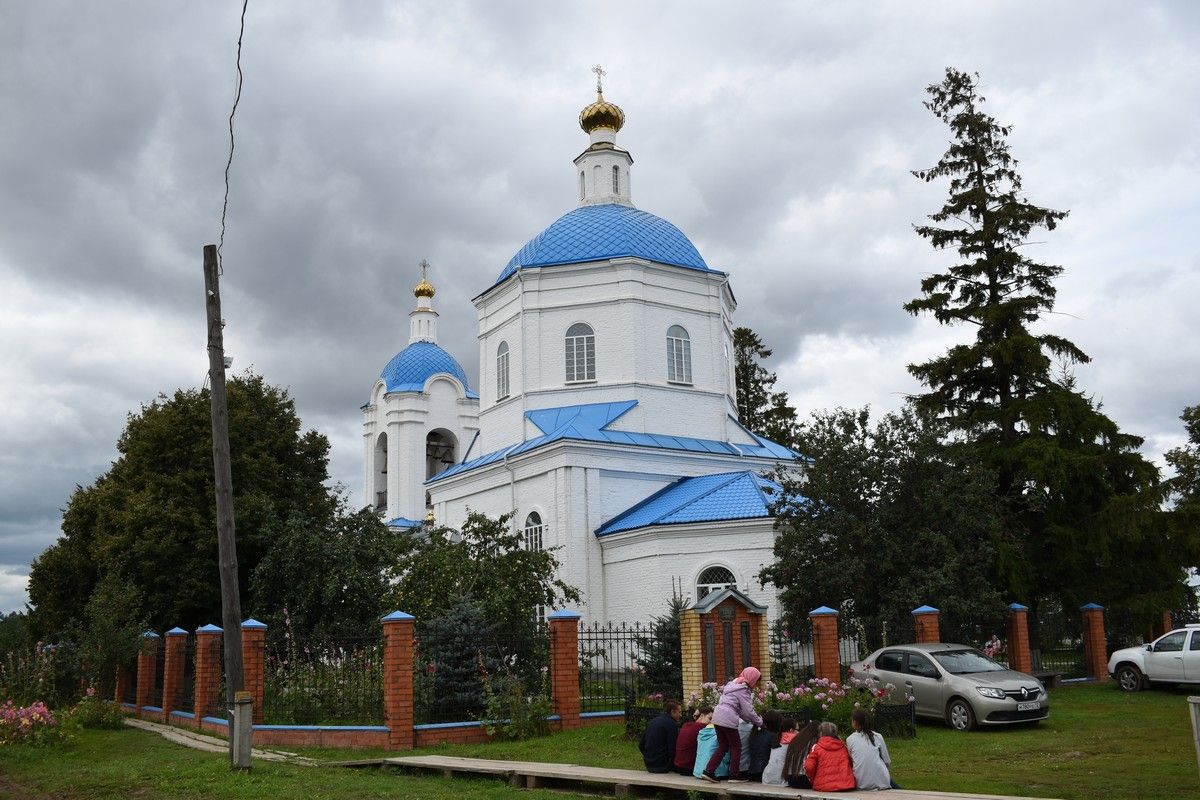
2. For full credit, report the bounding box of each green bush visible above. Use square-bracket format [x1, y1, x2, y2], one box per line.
[480, 665, 552, 741]
[69, 689, 126, 730]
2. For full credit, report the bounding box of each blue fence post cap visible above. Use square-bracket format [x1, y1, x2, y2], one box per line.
[380, 611, 415, 622]
[547, 609, 582, 620]
[196, 624, 223, 633]
[166, 627, 188, 636]
[1008, 602, 1029, 612]
[912, 605, 939, 615]
[1080, 602, 1105, 611]
[809, 606, 838, 616]
[241, 618, 267, 630]
[142, 630, 160, 638]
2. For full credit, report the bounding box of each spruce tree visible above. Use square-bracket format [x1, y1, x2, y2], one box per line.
[733, 327, 799, 447]
[905, 68, 1176, 616]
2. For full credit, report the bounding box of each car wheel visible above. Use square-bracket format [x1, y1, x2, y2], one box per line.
[1115, 664, 1144, 692]
[946, 698, 976, 731]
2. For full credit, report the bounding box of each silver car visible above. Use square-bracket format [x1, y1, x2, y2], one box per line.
[847, 643, 1049, 731]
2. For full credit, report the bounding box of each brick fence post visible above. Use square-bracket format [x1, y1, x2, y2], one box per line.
[194, 624, 222, 725]
[241, 619, 267, 725]
[382, 611, 415, 750]
[548, 609, 582, 729]
[162, 627, 188, 723]
[136, 631, 159, 709]
[1006, 603, 1033, 674]
[1080, 603, 1108, 681]
[912, 605, 941, 644]
[809, 606, 840, 684]
[756, 611, 771, 688]
[679, 608, 703, 703]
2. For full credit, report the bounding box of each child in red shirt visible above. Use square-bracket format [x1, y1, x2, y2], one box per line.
[673, 706, 713, 775]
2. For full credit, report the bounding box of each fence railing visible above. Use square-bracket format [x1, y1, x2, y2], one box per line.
[121, 660, 138, 705]
[414, 624, 549, 725]
[174, 639, 195, 713]
[578, 621, 672, 713]
[150, 643, 166, 708]
[769, 620, 814, 686]
[263, 635, 384, 725]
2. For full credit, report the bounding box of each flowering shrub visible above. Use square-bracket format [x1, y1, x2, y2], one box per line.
[765, 676, 896, 732]
[685, 681, 722, 712]
[480, 659, 552, 741]
[0, 700, 68, 746]
[69, 687, 125, 729]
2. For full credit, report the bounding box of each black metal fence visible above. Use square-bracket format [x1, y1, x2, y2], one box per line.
[121, 659, 137, 705]
[769, 619, 815, 686]
[174, 639, 195, 713]
[150, 643, 166, 707]
[579, 621, 674, 713]
[1030, 603, 1085, 678]
[414, 625, 549, 725]
[263, 635, 384, 725]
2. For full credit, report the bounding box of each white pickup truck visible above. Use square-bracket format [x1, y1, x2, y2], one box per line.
[1107, 623, 1200, 691]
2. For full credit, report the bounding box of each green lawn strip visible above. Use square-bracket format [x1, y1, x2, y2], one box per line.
[0, 727, 594, 800]
[291, 684, 1198, 800]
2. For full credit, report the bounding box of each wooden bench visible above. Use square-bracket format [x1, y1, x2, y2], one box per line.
[364, 753, 1061, 799]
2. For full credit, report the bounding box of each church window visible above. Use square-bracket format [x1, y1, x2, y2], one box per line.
[565, 323, 596, 382]
[580, 171, 585, 200]
[496, 341, 510, 400]
[374, 432, 388, 512]
[524, 512, 544, 551]
[696, 566, 736, 600]
[667, 325, 692, 384]
[425, 429, 456, 481]
[612, 165, 619, 193]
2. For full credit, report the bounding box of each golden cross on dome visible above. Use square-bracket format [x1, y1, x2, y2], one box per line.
[592, 63, 606, 94]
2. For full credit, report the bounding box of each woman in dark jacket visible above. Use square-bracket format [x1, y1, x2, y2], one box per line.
[747, 710, 782, 780]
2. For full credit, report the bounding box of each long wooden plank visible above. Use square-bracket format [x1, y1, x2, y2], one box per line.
[385, 754, 1060, 800]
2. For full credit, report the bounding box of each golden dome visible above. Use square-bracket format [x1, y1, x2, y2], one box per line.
[579, 91, 625, 134]
[413, 259, 435, 298]
[413, 278, 435, 298]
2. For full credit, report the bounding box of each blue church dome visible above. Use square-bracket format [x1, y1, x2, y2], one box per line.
[496, 204, 714, 284]
[379, 341, 477, 398]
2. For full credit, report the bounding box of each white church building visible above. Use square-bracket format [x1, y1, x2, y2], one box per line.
[361, 79, 796, 624]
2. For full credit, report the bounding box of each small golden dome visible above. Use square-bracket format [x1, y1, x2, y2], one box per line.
[413, 258, 435, 298]
[579, 91, 625, 134]
[413, 278, 435, 298]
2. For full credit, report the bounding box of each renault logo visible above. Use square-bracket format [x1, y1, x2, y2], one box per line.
[1020, 687, 1028, 700]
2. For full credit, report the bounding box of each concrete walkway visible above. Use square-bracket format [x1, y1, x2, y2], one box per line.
[123, 717, 315, 765]
[376, 754, 1060, 799]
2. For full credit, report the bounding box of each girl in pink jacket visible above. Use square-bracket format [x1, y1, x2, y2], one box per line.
[701, 667, 763, 783]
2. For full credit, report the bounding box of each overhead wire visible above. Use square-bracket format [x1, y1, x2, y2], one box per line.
[217, 0, 250, 274]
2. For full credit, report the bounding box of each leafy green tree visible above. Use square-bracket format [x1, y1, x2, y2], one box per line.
[77, 574, 145, 695]
[0, 612, 30, 659]
[904, 68, 1177, 615]
[1166, 405, 1200, 510]
[28, 373, 332, 637]
[250, 496, 411, 640]
[760, 405, 1006, 648]
[734, 327, 799, 447]
[390, 511, 580, 637]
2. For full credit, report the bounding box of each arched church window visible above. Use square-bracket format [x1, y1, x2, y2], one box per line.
[524, 512, 543, 551]
[667, 325, 692, 384]
[696, 565, 736, 600]
[374, 432, 388, 512]
[579, 171, 585, 200]
[612, 165, 619, 194]
[565, 323, 596, 383]
[425, 429, 456, 481]
[593, 164, 601, 195]
[496, 341, 510, 400]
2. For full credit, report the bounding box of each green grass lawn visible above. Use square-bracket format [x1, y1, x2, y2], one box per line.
[2, 683, 1195, 799]
[303, 683, 1200, 799]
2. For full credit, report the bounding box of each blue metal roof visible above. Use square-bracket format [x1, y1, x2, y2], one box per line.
[384, 517, 424, 530]
[427, 400, 796, 484]
[595, 471, 783, 535]
[379, 341, 478, 399]
[495, 204, 715, 284]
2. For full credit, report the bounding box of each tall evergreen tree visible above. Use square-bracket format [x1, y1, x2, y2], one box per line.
[733, 327, 799, 447]
[905, 68, 1177, 614]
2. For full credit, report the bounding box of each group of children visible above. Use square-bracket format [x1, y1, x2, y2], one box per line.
[639, 667, 898, 791]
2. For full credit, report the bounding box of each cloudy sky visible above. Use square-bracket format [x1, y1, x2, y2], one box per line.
[1, 1, 1197, 614]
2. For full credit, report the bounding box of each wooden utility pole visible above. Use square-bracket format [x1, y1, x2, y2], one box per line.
[202, 245, 246, 737]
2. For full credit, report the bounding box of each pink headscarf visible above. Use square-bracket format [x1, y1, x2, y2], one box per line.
[736, 666, 761, 686]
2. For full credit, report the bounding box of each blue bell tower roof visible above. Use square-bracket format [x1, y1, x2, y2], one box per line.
[495, 204, 716, 284]
[379, 341, 477, 399]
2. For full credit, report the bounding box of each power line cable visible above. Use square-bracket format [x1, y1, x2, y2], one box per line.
[217, 0, 249, 274]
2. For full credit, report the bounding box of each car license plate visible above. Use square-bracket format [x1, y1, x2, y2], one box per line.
[1017, 701, 1039, 711]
